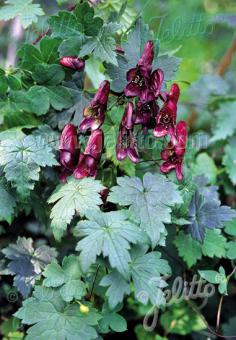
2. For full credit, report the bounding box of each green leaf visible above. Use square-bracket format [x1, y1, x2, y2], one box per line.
[79, 23, 120, 66]
[74, 2, 103, 36]
[99, 312, 127, 333]
[32, 64, 65, 85]
[153, 54, 181, 81]
[202, 229, 227, 258]
[99, 270, 130, 309]
[7, 74, 22, 90]
[49, 11, 82, 39]
[0, 135, 58, 197]
[48, 177, 104, 241]
[199, 267, 228, 294]
[174, 231, 202, 268]
[2, 237, 57, 297]
[14, 286, 100, 340]
[43, 255, 87, 302]
[27, 85, 73, 115]
[0, 178, 16, 222]
[193, 152, 218, 184]
[175, 229, 227, 268]
[226, 241, 236, 259]
[27, 86, 50, 116]
[108, 173, 182, 247]
[223, 137, 236, 185]
[18, 37, 62, 71]
[39, 36, 62, 64]
[211, 101, 236, 142]
[160, 301, 205, 335]
[47, 86, 73, 111]
[18, 44, 43, 71]
[0, 91, 39, 128]
[0, 75, 8, 95]
[0, 0, 44, 28]
[224, 218, 236, 236]
[74, 210, 143, 277]
[59, 36, 85, 56]
[49, 3, 103, 39]
[130, 246, 171, 306]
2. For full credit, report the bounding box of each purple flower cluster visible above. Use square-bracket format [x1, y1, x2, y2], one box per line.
[59, 80, 110, 182]
[59, 46, 187, 181]
[116, 41, 187, 180]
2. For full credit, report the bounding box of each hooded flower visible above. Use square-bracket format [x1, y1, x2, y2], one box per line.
[153, 83, 180, 138]
[160, 121, 187, 181]
[60, 56, 85, 71]
[79, 80, 110, 132]
[124, 41, 164, 102]
[134, 100, 159, 130]
[59, 124, 79, 171]
[116, 102, 139, 163]
[74, 129, 104, 179]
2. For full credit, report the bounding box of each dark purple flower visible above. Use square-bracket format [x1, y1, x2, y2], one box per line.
[160, 121, 187, 181]
[134, 100, 159, 130]
[116, 102, 139, 163]
[153, 83, 180, 138]
[59, 124, 79, 171]
[60, 56, 85, 71]
[79, 80, 110, 132]
[74, 129, 104, 179]
[115, 45, 125, 54]
[124, 41, 164, 102]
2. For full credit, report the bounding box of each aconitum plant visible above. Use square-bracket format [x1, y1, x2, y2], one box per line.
[0, 1, 236, 340]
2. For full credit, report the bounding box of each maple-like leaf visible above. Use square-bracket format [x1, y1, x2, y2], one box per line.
[0, 135, 58, 197]
[43, 255, 87, 302]
[14, 286, 101, 340]
[74, 210, 143, 278]
[108, 172, 182, 247]
[48, 177, 105, 241]
[187, 188, 236, 242]
[0, 0, 44, 29]
[2, 237, 57, 297]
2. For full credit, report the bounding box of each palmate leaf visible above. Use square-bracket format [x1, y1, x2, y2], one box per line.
[15, 286, 101, 340]
[0, 135, 58, 198]
[186, 188, 236, 242]
[74, 210, 143, 278]
[43, 255, 87, 302]
[18, 37, 62, 71]
[175, 229, 227, 268]
[108, 172, 182, 247]
[100, 271, 131, 309]
[0, 0, 44, 29]
[79, 23, 120, 66]
[210, 101, 236, 142]
[49, 2, 103, 39]
[199, 266, 228, 294]
[0, 91, 39, 128]
[130, 246, 171, 307]
[2, 237, 57, 297]
[48, 177, 105, 241]
[100, 246, 171, 309]
[27, 85, 73, 116]
[0, 178, 16, 222]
